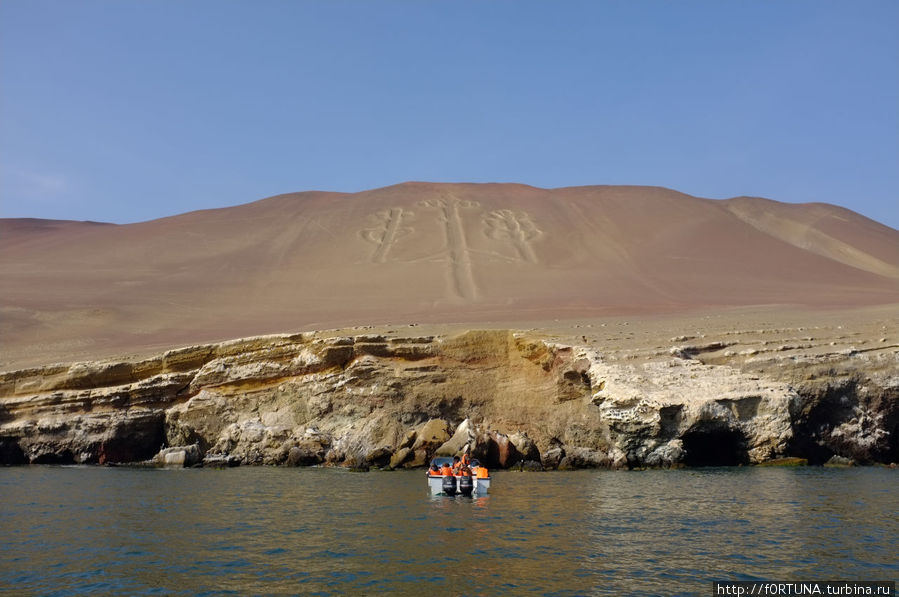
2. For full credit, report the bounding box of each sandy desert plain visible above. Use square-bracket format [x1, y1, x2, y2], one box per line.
[1, 183, 897, 469]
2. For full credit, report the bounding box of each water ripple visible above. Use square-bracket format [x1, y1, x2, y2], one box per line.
[0, 466, 896, 595]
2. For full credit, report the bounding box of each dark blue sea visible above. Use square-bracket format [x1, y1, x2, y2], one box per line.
[1, 466, 896, 596]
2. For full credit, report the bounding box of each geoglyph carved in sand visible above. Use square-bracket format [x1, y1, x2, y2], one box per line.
[483, 209, 542, 264]
[360, 207, 415, 263]
[361, 196, 543, 301]
[418, 197, 482, 300]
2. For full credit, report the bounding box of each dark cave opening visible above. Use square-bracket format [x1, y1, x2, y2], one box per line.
[682, 428, 748, 467]
[31, 450, 75, 465]
[0, 439, 26, 465]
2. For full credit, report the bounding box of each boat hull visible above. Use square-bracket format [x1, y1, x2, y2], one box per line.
[428, 475, 490, 495]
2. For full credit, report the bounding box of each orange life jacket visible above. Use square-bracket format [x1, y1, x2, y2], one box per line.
[460, 466, 471, 477]
[461, 454, 470, 467]
[440, 465, 453, 476]
[477, 466, 489, 478]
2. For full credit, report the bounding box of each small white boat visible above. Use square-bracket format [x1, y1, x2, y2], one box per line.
[427, 457, 491, 496]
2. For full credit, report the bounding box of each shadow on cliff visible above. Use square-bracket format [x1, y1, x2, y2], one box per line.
[789, 375, 899, 465]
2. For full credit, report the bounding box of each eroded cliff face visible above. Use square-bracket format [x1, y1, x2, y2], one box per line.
[1, 329, 896, 468]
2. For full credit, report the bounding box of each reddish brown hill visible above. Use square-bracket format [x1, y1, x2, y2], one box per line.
[2, 183, 897, 367]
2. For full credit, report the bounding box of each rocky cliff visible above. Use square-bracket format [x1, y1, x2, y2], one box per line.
[1, 329, 896, 468]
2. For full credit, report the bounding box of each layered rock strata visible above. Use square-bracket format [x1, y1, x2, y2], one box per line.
[1, 330, 896, 468]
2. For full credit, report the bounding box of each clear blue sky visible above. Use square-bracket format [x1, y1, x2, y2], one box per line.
[1, 1, 897, 228]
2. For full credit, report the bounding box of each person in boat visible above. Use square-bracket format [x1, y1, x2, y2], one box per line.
[440, 462, 454, 476]
[459, 464, 472, 477]
[461, 452, 471, 469]
[428, 464, 441, 476]
[451, 455, 462, 474]
[471, 459, 489, 478]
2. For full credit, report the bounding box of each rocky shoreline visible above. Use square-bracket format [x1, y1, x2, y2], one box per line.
[1, 329, 897, 469]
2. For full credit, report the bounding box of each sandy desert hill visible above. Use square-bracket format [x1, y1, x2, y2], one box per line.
[1, 182, 897, 367]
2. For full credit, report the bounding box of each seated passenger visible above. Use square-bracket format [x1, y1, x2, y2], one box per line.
[471, 459, 488, 478]
[440, 463, 454, 476]
[428, 464, 441, 476]
[451, 455, 461, 474]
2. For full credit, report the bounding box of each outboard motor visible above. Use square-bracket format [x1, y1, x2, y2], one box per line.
[458, 475, 473, 496]
[442, 475, 457, 496]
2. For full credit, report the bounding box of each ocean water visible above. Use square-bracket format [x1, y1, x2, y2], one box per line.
[0, 466, 896, 596]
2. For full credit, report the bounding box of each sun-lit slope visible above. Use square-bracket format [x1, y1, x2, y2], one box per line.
[1, 182, 897, 366]
[725, 196, 899, 279]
